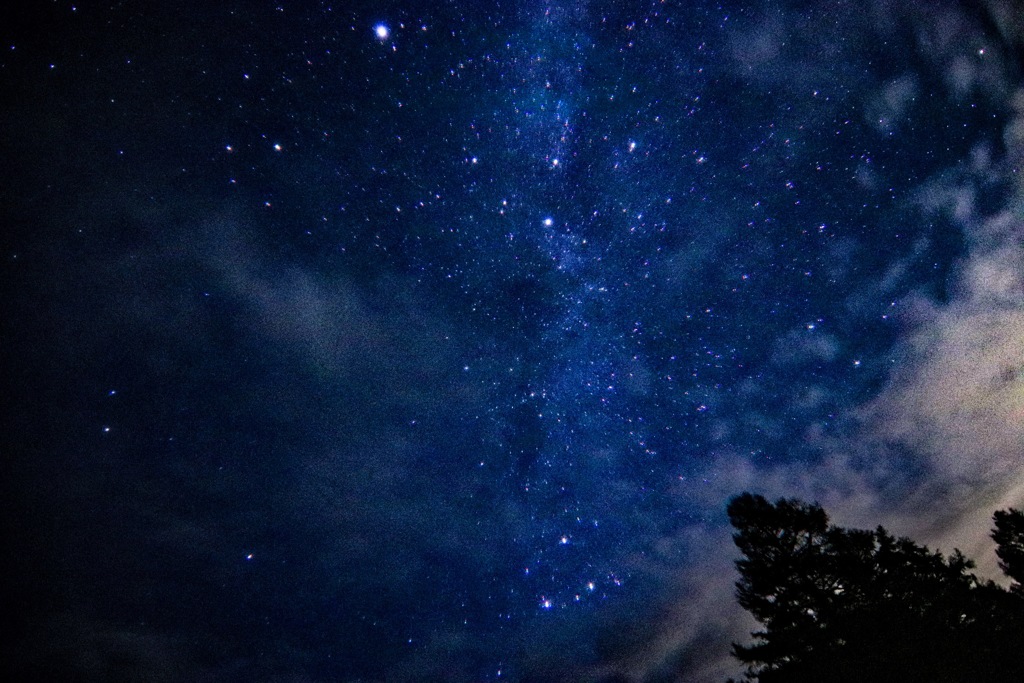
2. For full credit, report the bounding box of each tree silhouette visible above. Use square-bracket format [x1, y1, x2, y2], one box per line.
[992, 508, 1024, 593]
[726, 493, 1024, 682]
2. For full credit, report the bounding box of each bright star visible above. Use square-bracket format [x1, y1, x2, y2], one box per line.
[374, 24, 389, 40]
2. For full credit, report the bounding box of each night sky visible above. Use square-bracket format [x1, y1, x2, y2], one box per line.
[3, 1, 1023, 681]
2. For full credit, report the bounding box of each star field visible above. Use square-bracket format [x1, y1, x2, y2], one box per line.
[2, 1, 1023, 681]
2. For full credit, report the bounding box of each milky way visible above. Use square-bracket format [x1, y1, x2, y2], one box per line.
[3, 2, 1022, 681]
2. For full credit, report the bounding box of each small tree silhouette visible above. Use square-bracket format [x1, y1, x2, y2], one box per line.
[992, 508, 1024, 593]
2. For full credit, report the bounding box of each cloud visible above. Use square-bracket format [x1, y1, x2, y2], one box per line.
[865, 73, 920, 134]
[620, 6, 1024, 679]
[8, 613, 195, 683]
[849, 98, 1024, 563]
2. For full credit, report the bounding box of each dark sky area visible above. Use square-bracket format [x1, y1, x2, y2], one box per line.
[2, 1, 1023, 681]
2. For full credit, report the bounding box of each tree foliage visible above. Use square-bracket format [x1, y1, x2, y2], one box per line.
[727, 493, 1024, 682]
[992, 508, 1024, 593]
